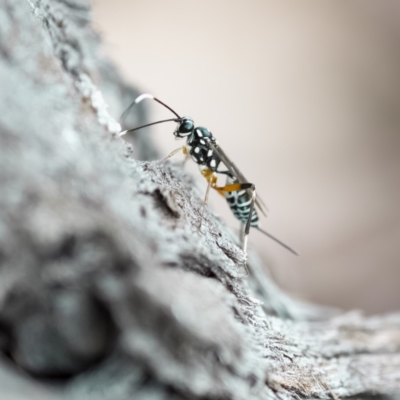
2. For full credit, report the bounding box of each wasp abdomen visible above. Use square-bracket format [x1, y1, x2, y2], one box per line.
[225, 187, 259, 227]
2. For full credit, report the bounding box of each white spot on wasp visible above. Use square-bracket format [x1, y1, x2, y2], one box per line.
[194, 147, 200, 153]
[196, 129, 203, 137]
[210, 159, 217, 168]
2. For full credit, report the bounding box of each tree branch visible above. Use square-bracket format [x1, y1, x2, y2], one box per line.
[0, 1, 399, 400]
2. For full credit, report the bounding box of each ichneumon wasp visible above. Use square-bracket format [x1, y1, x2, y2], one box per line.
[119, 94, 297, 272]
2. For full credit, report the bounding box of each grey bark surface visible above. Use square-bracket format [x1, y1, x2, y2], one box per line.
[0, 1, 399, 399]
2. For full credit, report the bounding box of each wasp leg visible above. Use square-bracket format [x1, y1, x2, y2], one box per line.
[182, 150, 190, 167]
[198, 178, 212, 230]
[158, 146, 185, 163]
[203, 176, 212, 206]
[240, 223, 245, 248]
[198, 170, 218, 230]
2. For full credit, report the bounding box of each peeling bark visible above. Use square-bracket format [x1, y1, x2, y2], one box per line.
[0, 1, 399, 399]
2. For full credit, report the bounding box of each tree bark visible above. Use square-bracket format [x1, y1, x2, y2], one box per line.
[0, 1, 399, 399]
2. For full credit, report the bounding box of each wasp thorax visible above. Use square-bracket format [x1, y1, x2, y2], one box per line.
[174, 117, 194, 137]
[194, 127, 214, 140]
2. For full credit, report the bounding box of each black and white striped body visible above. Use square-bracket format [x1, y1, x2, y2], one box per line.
[224, 177, 259, 227]
[180, 125, 222, 172]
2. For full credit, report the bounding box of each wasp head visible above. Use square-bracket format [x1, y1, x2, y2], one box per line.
[174, 117, 195, 138]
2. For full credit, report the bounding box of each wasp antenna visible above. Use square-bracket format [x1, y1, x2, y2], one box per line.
[121, 93, 181, 125]
[256, 227, 299, 256]
[118, 118, 179, 136]
[153, 97, 181, 119]
[120, 94, 155, 125]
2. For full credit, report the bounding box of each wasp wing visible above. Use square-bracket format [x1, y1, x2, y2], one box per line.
[208, 142, 237, 177]
[209, 142, 268, 217]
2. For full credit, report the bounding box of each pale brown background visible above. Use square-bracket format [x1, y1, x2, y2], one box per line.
[92, 1, 400, 314]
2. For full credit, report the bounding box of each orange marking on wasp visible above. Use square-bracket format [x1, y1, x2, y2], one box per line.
[201, 169, 225, 197]
[201, 169, 244, 196]
[216, 183, 242, 192]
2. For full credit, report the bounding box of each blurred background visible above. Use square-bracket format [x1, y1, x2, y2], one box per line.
[92, 0, 400, 314]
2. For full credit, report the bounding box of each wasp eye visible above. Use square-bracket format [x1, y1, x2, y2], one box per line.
[179, 117, 194, 134]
